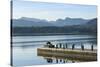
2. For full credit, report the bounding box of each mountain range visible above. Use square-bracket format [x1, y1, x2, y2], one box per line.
[12, 17, 93, 27]
[12, 18, 97, 35]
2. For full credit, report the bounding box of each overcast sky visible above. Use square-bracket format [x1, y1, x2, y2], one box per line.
[13, 0, 97, 21]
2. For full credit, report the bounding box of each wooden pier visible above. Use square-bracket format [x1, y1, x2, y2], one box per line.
[37, 48, 97, 61]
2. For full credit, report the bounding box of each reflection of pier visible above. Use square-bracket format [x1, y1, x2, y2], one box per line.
[44, 57, 77, 63]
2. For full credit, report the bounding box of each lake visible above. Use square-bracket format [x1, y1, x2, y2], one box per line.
[12, 35, 97, 66]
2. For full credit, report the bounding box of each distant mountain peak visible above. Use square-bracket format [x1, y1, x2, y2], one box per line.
[65, 17, 72, 20]
[19, 17, 41, 21]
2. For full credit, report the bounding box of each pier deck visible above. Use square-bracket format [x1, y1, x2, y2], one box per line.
[37, 48, 97, 61]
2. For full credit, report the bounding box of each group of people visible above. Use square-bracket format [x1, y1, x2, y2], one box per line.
[45, 41, 68, 49]
[45, 41, 94, 51]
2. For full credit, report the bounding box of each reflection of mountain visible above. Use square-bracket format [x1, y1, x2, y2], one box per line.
[12, 17, 97, 35]
[44, 57, 75, 63]
[12, 17, 89, 27]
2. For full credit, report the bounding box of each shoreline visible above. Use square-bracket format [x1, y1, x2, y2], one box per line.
[12, 33, 97, 36]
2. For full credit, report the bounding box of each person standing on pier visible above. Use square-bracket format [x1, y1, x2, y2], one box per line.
[46, 41, 54, 48]
[91, 44, 94, 51]
[72, 44, 75, 50]
[81, 44, 84, 50]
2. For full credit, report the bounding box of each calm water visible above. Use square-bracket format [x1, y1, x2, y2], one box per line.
[12, 35, 97, 66]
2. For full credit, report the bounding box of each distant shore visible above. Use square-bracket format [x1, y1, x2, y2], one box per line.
[12, 33, 97, 36]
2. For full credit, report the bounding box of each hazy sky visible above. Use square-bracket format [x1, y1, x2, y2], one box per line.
[13, 0, 97, 21]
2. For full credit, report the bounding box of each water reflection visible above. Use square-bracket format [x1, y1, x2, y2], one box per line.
[46, 58, 53, 63]
[43, 57, 77, 64]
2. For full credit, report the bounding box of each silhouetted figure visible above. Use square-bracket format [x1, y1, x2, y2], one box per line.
[47, 41, 51, 45]
[72, 44, 75, 50]
[81, 44, 84, 50]
[91, 44, 94, 51]
[46, 41, 54, 48]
